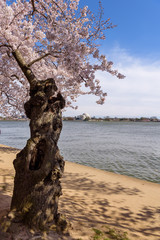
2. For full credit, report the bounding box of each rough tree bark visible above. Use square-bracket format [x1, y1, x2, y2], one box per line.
[10, 78, 65, 230]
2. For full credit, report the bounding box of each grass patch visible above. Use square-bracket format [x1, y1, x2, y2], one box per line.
[92, 226, 130, 240]
[93, 228, 103, 239]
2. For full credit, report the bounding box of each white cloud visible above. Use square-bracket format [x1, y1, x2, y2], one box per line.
[65, 47, 160, 118]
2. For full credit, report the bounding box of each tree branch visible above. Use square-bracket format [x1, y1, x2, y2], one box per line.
[28, 52, 60, 67]
[79, 74, 86, 83]
[28, 53, 51, 67]
[0, 44, 12, 50]
[31, 0, 66, 20]
[2, 90, 19, 109]
[9, 9, 25, 26]
[31, 0, 36, 13]
[10, 74, 20, 80]
[12, 49, 37, 87]
[51, 0, 66, 17]
[30, 0, 48, 19]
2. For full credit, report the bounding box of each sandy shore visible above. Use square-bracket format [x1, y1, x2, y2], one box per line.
[0, 144, 160, 239]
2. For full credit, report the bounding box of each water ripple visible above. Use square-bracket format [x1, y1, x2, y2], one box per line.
[1, 120, 160, 183]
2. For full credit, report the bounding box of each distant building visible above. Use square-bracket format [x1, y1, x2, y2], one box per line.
[75, 113, 91, 121]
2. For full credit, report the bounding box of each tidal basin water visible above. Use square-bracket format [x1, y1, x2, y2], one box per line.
[0, 120, 160, 183]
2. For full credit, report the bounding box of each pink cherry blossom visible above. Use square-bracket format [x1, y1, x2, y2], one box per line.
[0, 0, 125, 116]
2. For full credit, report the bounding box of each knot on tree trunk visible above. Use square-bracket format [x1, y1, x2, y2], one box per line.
[10, 78, 66, 230]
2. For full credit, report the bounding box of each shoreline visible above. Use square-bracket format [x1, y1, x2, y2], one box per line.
[1, 118, 160, 122]
[0, 144, 159, 185]
[0, 144, 160, 239]
[0, 144, 160, 185]
[1, 120, 159, 184]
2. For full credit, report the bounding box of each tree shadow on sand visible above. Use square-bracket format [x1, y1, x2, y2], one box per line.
[0, 169, 14, 193]
[60, 171, 160, 239]
[0, 145, 160, 239]
[0, 191, 11, 219]
[0, 168, 14, 220]
[0, 146, 19, 154]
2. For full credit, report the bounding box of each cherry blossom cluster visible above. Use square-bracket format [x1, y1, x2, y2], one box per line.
[0, 0, 125, 116]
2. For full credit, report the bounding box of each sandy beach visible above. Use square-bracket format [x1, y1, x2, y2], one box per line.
[0, 144, 160, 239]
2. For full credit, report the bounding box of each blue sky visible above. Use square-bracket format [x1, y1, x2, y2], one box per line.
[65, 0, 160, 118]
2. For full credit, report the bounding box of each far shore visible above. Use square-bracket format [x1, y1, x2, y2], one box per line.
[1, 116, 160, 122]
[0, 144, 160, 239]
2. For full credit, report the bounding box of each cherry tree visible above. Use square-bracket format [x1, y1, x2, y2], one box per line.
[0, 0, 124, 232]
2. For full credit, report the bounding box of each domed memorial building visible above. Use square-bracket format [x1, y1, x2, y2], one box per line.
[76, 113, 91, 121]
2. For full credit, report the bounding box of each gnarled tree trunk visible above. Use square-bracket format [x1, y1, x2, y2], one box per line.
[10, 78, 65, 230]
